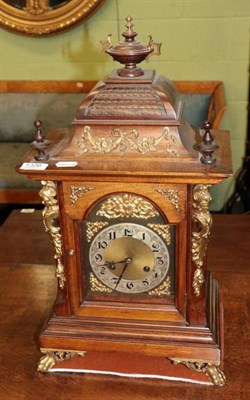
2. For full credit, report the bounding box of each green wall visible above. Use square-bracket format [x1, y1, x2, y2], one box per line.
[0, 0, 249, 210]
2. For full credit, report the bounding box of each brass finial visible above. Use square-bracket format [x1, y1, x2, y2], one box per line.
[122, 16, 137, 42]
[125, 16, 134, 34]
[125, 16, 133, 30]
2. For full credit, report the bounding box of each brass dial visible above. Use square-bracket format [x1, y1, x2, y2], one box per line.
[89, 223, 170, 294]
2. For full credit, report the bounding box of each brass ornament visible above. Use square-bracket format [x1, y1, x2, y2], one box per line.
[70, 186, 95, 205]
[0, 0, 106, 37]
[96, 194, 159, 219]
[192, 184, 212, 296]
[100, 34, 112, 52]
[24, 0, 50, 15]
[147, 224, 171, 245]
[90, 273, 112, 293]
[39, 181, 66, 289]
[170, 359, 226, 386]
[147, 35, 162, 58]
[163, 128, 179, 157]
[77, 126, 179, 156]
[38, 349, 86, 373]
[148, 276, 171, 296]
[86, 221, 109, 242]
[155, 189, 180, 212]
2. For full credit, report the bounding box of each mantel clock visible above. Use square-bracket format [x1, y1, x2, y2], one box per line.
[16, 17, 232, 386]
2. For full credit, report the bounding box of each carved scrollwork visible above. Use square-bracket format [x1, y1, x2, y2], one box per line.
[100, 34, 112, 52]
[155, 188, 180, 212]
[38, 349, 86, 373]
[147, 224, 171, 245]
[170, 358, 226, 386]
[77, 126, 179, 156]
[96, 193, 159, 219]
[39, 181, 66, 289]
[147, 35, 162, 57]
[90, 273, 112, 293]
[148, 276, 171, 296]
[70, 186, 95, 205]
[86, 222, 109, 242]
[191, 184, 212, 296]
[24, 0, 50, 15]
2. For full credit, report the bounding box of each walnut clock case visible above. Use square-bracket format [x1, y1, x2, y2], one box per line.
[16, 17, 232, 386]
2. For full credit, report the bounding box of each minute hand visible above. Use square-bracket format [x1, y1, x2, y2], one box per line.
[114, 258, 132, 289]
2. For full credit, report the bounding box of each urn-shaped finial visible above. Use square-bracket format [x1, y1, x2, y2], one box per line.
[101, 16, 161, 77]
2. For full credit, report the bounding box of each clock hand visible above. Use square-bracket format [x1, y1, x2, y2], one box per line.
[114, 257, 132, 289]
[98, 258, 131, 268]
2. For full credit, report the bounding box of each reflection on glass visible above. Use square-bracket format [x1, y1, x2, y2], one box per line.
[50, 0, 69, 7]
[3, 0, 69, 10]
[4, 0, 26, 9]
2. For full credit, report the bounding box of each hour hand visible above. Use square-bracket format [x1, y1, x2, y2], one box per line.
[99, 259, 130, 270]
[97, 261, 115, 270]
[114, 257, 132, 289]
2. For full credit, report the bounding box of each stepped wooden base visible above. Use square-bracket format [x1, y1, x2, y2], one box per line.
[38, 273, 225, 386]
[37, 350, 225, 386]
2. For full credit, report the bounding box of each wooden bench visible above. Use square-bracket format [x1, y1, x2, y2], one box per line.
[0, 80, 226, 205]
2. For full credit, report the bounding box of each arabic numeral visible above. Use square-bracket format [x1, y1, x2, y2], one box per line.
[98, 241, 107, 249]
[124, 228, 134, 237]
[99, 266, 106, 275]
[109, 231, 116, 240]
[142, 279, 149, 287]
[152, 242, 160, 252]
[126, 282, 134, 290]
[95, 253, 103, 262]
[156, 256, 164, 266]
[153, 271, 159, 279]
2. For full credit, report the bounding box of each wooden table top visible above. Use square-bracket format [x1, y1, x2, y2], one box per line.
[0, 211, 249, 400]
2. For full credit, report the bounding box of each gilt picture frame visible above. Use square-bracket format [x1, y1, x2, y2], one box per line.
[0, 0, 106, 36]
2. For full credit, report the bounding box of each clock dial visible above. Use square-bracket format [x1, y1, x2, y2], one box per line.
[89, 223, 170, 294]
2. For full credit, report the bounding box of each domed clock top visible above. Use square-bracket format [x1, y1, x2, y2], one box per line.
[26, 17, 230, 173]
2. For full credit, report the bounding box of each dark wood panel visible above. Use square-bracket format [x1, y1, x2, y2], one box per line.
[208, 214, 250, 273]
[0, 189, 41, 204]
[0, 210, 53, 265]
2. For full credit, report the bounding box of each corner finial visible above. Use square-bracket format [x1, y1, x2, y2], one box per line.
[31, 120, 50, 161]
[197, 120, 219, 165]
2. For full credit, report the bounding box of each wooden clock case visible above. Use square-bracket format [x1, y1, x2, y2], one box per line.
[16, 18, 232, 386]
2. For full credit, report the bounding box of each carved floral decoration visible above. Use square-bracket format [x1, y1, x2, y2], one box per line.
[77, 126, 179, 157]
[191, 184, 212, 296]
[96, 193, 159, 219]
[39, 180, 66, 289]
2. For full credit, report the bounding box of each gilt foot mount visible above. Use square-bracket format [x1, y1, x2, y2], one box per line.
[169, 358, 226, 386]
[37, 349, 86, 373]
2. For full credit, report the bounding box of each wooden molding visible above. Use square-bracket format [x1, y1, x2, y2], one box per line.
[0, 80, 97, 93]
[0, 80, 223, 94]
